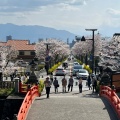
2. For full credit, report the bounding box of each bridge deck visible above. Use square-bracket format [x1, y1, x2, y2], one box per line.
[26, 81, 119, 120]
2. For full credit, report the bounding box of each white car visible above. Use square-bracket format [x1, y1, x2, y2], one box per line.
[76, 69, 89, 80]
[55, 68, 66, 76]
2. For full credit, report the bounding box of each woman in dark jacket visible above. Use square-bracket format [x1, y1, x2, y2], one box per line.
[53, 77, 59, 93]
[87, 75, 92, 90]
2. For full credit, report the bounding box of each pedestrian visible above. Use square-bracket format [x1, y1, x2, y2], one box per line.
[50, 72, 53, 84]
[21, 74, 26, 84]
[10, 74, 14, 81]
[78, 77, 82, 93]
[44, 77, 51, 98]
[53, 77, 59, 93]
[87, 75, 92, 90]
[68, 75, 74, 92]
[92, 77, 97, 93]
[61, 76, 67, 93]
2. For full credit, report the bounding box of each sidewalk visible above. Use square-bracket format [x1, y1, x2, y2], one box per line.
[26, 81, 119, 120]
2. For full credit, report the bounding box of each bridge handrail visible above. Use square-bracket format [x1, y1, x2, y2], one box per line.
[17, 85, 40, 120]
[100, 85, 120, 119]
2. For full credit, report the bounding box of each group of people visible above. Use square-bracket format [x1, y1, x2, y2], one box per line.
[44, 75, 83, 98]
[87, 74, 97, 93]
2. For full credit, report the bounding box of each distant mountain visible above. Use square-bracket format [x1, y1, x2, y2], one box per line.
[0, 23, 76, 43]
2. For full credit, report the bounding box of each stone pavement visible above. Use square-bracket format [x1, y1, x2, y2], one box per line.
[26, 80, 119, 120]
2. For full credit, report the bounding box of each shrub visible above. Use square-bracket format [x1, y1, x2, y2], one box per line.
[77, 60, 83, 65]
[0, 88, 14, 96]
[38, 64, 44, 71]
[48, 62, 62, 73]
[38, 79, 44, 93]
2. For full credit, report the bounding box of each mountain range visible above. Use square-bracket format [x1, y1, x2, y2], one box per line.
[0, 23, 76, 43]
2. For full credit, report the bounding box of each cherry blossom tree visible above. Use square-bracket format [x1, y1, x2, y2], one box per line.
[99, 35, 120, 70]
[0, 43, 18, 77]
[35, 39, 70, 64]
[72, 33, 102, 65]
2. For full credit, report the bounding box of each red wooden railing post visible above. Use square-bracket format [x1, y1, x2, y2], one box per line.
[111, 85, 116, 102]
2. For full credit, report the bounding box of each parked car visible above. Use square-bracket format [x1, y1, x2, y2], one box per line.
[62, 62, 68, 69]
[73, 62, 79, 65]
[76, 69, 89, 80]
[55, 68, 66, 76]
[72, 65, 83, 76]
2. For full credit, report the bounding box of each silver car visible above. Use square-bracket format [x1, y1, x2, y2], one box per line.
[55, 68, 66, 76]
[72, 65, 83, 76]
[76, 69, 89, 80]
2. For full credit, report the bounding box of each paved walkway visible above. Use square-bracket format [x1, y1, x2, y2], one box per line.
[26, 81, 119, 120]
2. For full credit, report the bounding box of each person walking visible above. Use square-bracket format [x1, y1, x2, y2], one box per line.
[61, 76, 67, 93]
[68, 75, 74, 92]
[87, 75, 92, 90]
[44, 77, 51, 98]
[53, 77, 59, 93]
[92, 77, 97, 93]
[78, 77, 82, 93]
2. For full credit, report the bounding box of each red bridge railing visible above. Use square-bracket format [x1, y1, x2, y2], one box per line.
[19, 82, 28, 94]
[100, 85, 120, 119]
[17, 85, 40, 120]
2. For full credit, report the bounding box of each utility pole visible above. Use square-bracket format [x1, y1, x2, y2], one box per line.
[76, 29, 97, 73]
[85, 29, 97, 73]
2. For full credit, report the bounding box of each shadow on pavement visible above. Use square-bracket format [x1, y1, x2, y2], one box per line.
[35, 98, 48, 100]
[50, 91, 71, 94]
[81, 91, 100, 98]
[101, 97, 119, 120]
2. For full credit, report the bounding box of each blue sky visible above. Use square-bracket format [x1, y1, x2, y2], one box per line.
[0, 0, 120, 37]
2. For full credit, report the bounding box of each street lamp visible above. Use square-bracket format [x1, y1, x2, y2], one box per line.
[85, 29, 97, 73]
[76, 29, 97, 73]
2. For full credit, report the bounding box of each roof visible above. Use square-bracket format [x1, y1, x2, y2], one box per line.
[0, 40, 35, 51]
[113, 33, 120, 36]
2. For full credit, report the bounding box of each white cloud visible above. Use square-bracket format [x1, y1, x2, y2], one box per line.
[0, 0, 89, 13]
[103, 8, 120, 27]
[106, 8, 120, 18]
[0, 0, 119, 37]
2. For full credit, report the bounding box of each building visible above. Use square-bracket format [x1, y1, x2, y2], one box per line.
[1, 39, 35, 62]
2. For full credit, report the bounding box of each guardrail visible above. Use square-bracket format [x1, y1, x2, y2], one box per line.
[100, 85, 120, 119]
[17, 85, 40, 120]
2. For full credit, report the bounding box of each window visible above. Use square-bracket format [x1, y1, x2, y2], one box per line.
[31, 51, 35, 55]
[19, 51, 24, 55]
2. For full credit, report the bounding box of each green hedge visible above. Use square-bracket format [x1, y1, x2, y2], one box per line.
[0, 88, 14, 96]
[38, 79, 44, 93]
[77, 59, 92, 73]
[38, 64, 45, 71]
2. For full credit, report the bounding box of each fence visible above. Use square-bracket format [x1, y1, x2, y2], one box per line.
[100, 85, 120, 119]
[0, 81, 15, 89]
